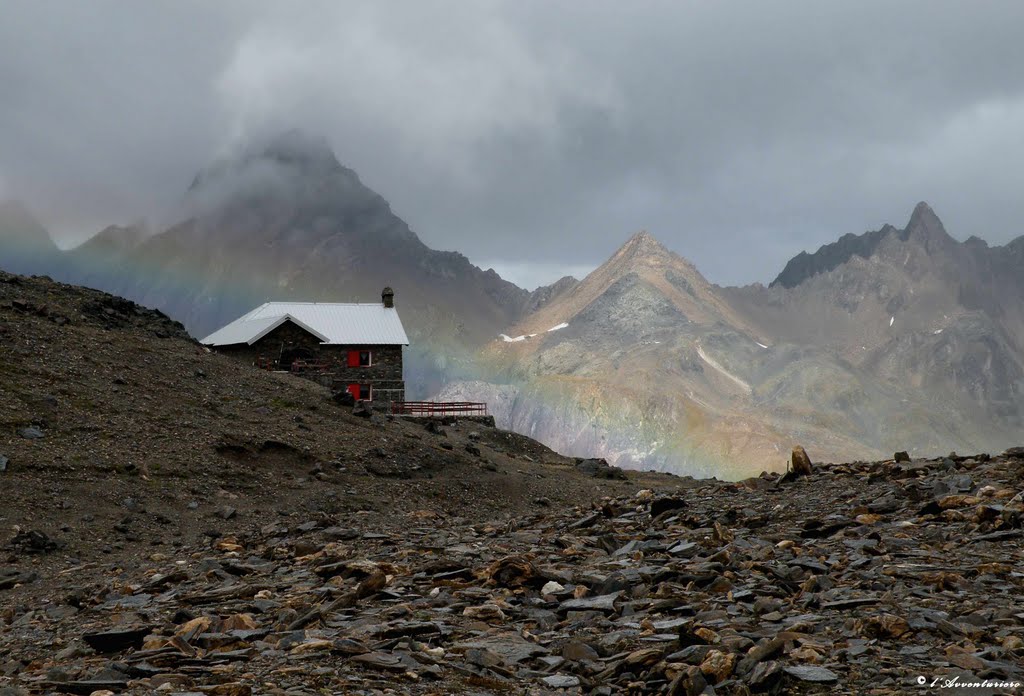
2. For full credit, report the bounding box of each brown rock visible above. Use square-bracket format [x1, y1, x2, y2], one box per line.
[625, 647, 665, 667]
[462, 604, 506, 622]
[700, 649, 736, 683]
[791, 446, 813, 476]
[221, 613, 257, 631]
[856, 614, 910, 639]
[175, 616, 213, 642]
[667, 665, 708, 696]
[206, 684, 252, 696]
[737, 637, 786, 676]
[938, 494, 980, 509]
[487, 555, 539, 588]
[562, 641, 599, 662]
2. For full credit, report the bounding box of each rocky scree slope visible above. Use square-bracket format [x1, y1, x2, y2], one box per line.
[3, 421, 1024, 693]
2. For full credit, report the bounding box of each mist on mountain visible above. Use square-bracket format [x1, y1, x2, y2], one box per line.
[3, 134, 1023, 479]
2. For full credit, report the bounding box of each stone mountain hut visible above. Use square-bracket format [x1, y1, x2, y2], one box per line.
[200, 287, 408, 405]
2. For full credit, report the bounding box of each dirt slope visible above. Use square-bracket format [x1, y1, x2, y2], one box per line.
[0, 270, 686, 595]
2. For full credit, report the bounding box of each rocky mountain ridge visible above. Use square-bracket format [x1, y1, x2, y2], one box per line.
[452, 203, 1024, 477]
[3, 133, 1023, 478]
[0, 132, 575, 397]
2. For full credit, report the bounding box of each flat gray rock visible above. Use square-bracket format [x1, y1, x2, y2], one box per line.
[558, 591, 621, 613]
[784, 665, 839, 682]
[542, 674, 581, 688]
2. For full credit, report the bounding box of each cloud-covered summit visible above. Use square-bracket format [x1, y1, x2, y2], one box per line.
[2, 1, 1024, 287]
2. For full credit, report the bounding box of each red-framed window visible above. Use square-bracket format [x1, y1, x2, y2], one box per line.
[349, 383, 372, 400]
[347, 350, 372, 367]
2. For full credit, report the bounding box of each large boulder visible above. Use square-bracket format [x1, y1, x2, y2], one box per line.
[576, 458, 627, 480]
[790, 446, 813, 477]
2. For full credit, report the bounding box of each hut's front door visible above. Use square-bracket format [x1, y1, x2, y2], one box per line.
[280, 347, 315, 371]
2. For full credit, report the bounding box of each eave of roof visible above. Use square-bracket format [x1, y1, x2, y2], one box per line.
[246, 314, 330, 345]
[200, 301, 409, 346]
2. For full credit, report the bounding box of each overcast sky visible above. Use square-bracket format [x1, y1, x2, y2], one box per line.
[3, 1, 1024, 289]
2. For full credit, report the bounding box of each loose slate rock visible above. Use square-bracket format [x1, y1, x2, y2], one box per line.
[558, 591, 621, 613]
[350, 651, 414, 672]
[783, 665, 839, 682]
[1, 439, 1022, 696]
[82, 626, 150, 653]
[542, 674, 581, 688]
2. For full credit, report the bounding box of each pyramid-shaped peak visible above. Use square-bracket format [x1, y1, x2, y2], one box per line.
[906, 201, 945, 232]
[902, 201, 953, 247]
[620, 230, 672, 257]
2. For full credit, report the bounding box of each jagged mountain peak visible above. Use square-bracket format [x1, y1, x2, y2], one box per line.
[771, 202, 959, 289]
[908, 200, 938, 225]
[900, 200, 955, 249]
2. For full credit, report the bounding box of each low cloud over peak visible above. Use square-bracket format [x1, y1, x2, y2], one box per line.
[3, 1, 1024, 287]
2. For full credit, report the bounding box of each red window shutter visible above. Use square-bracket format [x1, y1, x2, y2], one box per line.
[347, 350, 359, 367]
[348, 384, 360, 399]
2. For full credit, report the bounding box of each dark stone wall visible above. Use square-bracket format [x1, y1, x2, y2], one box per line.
[321, 344, 404, 404]
[217, 321, 324, 366]
[214, 320, 404, 405]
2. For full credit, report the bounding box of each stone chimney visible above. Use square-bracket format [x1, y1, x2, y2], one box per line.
[382, 286, 395, 308]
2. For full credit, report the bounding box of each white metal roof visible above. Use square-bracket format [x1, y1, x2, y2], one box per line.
[201, 302, 409, 346]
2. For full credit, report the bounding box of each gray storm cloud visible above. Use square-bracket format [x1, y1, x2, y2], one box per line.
[2, 0, 1023, 288]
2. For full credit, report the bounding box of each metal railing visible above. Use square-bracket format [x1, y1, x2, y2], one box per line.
[389, 401, 489, 417]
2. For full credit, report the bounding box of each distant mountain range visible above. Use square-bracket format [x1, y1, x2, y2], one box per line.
[0, 131, 570, 397]
[443, 202, 1024, 477]
[3, 132, 1022, 478]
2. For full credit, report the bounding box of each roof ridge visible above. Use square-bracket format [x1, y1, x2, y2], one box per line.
[201, 301, 409, 346]
[262, 301, 383, 306]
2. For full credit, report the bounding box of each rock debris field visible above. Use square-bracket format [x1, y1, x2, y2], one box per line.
[1, 271, 1024, 695]
[3, 450, 1022, 695]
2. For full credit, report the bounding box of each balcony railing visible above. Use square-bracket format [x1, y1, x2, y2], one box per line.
[389, 401, 489, 417]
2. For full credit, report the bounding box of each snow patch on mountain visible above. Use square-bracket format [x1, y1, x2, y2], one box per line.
[696, 344, 752, 395]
